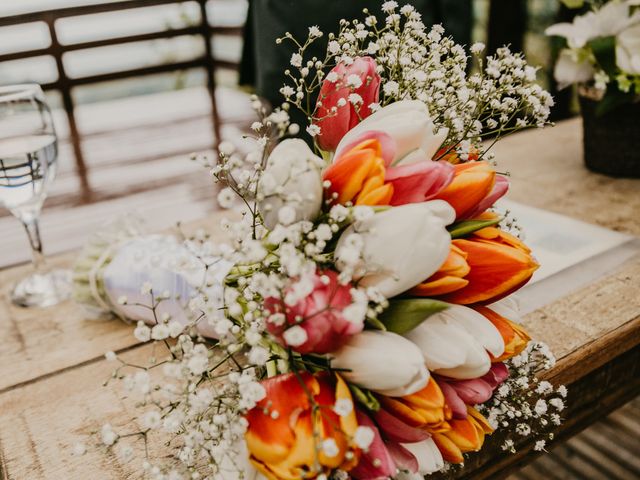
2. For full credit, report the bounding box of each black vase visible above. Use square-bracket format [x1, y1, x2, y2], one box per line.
[580, 96, 640, 178]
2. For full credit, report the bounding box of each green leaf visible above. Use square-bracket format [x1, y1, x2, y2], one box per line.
[595, 85, 635, 116]
[560, 0, 584, 8]
[588, 36, 617, 74]
[448, 217, 501, 239]
[366, 316, 387, 331]
[349, 384, 380, 411]
[379, 298, 449, 334]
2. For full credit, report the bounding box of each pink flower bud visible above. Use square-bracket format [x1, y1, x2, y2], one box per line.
[264, 270, 364, 354]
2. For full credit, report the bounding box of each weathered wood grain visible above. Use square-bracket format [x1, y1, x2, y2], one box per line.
[0, 345, 160, 480]
[0, 214, 229, 392]
[492, 118, 640, 236]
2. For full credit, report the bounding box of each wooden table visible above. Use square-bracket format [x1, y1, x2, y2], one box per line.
[1, 119, 639, 479]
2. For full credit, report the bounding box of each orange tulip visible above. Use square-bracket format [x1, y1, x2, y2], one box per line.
[434, 161, 495, 216]
[378, 377, 451, 433]
[474, 305, 531, 362]
[245, 372, 358, 480]
[323, 138, 393, 206]
[414, 227, 538, 305]
[432, 407, 493, 464]
[433, 161, 509, 219]
[409, 244, 470, 296]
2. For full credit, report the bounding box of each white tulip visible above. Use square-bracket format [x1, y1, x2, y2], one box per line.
[402, 438, 445, 475]
[488, 295, 522, 323]
[335, 201, 455, 298]
[404, 304, 505, 379]
[258, 139, 323, 230]
[553, 50, 595, 89]
[334, 100, 448, 165]
[329, 330, 430, 397]
[617, 23, 640, 75]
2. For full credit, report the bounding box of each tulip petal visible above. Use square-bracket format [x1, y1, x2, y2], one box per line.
[351, 410, 397, 480]
[447, 378, 494, 405]
[336, 100, 436, 164]
[434, 161, 496, 219]
[488, 296, 523, 324]
[316, 57, 380, 151]
[245, 373, 314, 464]
[461, 174, 509, 220]
[387, 441, 420, 474]
[482, 362, 509, 387]
[324, 146, 384, 204]
[401, 438, 445, 475]
[436, 304, 505, 358]
[335, 130, 397, 167]
[404, 319, 492, 379]
[432, 433, 464, 464]
[474, 306, 531, 362]
[330, 331, 430, 397]
[438, 381, 468, 419]
[374, 408, 432, 443]
[441, 232, 539, 305]
[335, 201, 454, 298]
[385, 160, 455, 205]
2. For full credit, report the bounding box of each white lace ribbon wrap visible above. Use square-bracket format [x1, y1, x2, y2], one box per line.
[82, 234, 233, 338]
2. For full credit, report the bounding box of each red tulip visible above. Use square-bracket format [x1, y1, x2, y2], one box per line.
[314, 57, 381, 151]
[264, 270, 364, 354]
[245, 372, 359, 479]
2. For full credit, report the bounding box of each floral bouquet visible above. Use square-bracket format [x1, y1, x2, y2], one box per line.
[547, 0, 640, 111]
[547, 0, 640, 177]
[76, 3, 567, 479]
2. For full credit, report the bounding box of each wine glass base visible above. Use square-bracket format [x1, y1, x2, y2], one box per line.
[11, 269, 72, 308]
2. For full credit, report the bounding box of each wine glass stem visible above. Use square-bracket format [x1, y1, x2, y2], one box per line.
[22, 217, 45, 272]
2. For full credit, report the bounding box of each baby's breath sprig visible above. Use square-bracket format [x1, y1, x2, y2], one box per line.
[477, 341, 567, 456]
[280, 2, 554, 161]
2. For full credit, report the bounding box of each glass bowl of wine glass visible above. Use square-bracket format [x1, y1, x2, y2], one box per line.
[0, 84, 71, 307]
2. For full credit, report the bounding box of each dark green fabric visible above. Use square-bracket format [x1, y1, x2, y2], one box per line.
[240, 0, 473, 108]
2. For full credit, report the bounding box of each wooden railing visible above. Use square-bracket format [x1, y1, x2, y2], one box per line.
[0, 0, 243, 198]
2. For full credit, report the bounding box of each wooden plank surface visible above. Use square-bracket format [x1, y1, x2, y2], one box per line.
[0, 118, 639, 479]
[0, 86, 255, 267]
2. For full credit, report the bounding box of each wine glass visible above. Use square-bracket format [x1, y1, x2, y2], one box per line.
[0, 84, 71, 307]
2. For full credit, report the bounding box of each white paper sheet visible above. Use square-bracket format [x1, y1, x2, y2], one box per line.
[495, 199, 639, 314]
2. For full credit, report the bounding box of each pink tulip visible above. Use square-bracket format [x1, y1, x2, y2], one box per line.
[437, 363, 510, 414]
[446, 378, 494, 406]
[351, 410, 397, 480]
[438, 381, 468, 420]
[325, 129, 454, 208]
[314, 56, 381, 151]
[386, 441, 419, 474]
[482, 362, 509, 387]
[386, 160, 455, 206]
[264, 270, 364, 354]
[373, 406, 432, 443]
